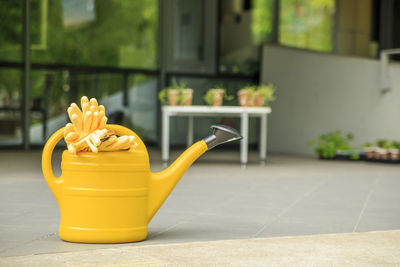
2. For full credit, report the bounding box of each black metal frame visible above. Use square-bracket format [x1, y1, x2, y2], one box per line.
[0, 61, 160, 150]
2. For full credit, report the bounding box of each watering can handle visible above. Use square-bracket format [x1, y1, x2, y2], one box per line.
[42, 127, 65, 201]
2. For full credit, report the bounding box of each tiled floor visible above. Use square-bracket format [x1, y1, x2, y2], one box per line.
[1, 149, 399, 257]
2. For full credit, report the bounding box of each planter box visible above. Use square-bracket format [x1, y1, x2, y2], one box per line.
[318, 151, 400, 164]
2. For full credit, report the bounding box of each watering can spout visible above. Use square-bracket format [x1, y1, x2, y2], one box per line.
[203, 125, 242, 149]
[147, 125, 242, 222]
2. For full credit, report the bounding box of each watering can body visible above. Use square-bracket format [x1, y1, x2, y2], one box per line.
[58, 150, 150, 243]
[42, 124, 241, 243]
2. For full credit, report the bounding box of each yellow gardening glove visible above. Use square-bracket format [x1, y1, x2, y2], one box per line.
[67, 129, 108, 154]
[64, 96, 137, 154]
[64, 96, 108, 154]
[64, 96, 107, 143]
[98, 133, 137, 152]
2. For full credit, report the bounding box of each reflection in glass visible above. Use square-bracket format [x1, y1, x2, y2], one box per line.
[30, 0, 158, 69]
[61, 0, 96, 28]
[219, 0, 263, 75]
[28, 71, 158, 145]
[30, 70, 69, 145]
[279, 0, 335, 52]
[173, 0, 204, 61]
[0, 69, 22, 145]
[128, 74, 158, 142]
[252, 0, 274, 44]
[0, 0, 23, 62]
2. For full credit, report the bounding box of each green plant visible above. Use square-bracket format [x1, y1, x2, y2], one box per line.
[170, 78, 187, 90]
[255, 83, 276, 103]
[307, 130, 355, 159]
[158, 87, 182, 105]
[158, 79, 193, 105]
[363, 142, 373, 148]
[158, 88, 169, 105]
[376, 139, 390, 149]
[390, 141, 400, 149]
[239, 85, 256, 94]
[203, 88, 233, 106]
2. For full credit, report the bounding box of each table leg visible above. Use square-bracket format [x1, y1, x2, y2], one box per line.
[162, 110, 170, 168]
[260, 114, 267, 165]
[187, 116, 193, 147]
[240, 112, 249, 169]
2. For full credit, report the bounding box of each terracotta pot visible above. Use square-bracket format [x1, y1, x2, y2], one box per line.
[253, 92, 265, 107]
[389, 148, 400, 161]
[365, 151, 374, 159]
[168, 90, 179, 106]
[373, 148, 381, 159]
[211, 89, 224, 106]
[181, 89, 193, 106]
[364, 147, 374, 159]
[377, 148, 388, 160]
[238, 90, 250, 107]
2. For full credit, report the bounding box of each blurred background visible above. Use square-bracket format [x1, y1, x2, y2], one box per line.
[0, 0, 399, 155]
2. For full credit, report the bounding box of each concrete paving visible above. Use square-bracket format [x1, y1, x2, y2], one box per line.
[1, 230, 399, 266]
[1, 148, 400, 261]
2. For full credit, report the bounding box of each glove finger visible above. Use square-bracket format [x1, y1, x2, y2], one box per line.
[71, 113, 83, 133]
[99, 116, 107, 129]
[81, 96, 89, 108]
[98, 135, 117, 150]
[65, 132, 79, 143]
[89, 132, 101, 146]
[86, 138, 98, 153]
[89, 98, 98, 108]
[64, 123, 74, 136]
[107, 136, 129, 150]
[98, 105, 105, 113]
[91, 111, 100, 132]
[82, 102, 89, 114]
[83, 111, 93, 134]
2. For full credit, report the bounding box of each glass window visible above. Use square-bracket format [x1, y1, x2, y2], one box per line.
[219, 0, 269, 75]
[29, 70, 159, 145]
[172, 0, 204, 62]
[128, 74, 158, 142]
[0, 68, 22, 145]
[0, 0, 23, 62]
[252, 0, 379, 58]
[30, 0, 158, 69]
[279, 0, 336, 53]
[252, 0, 275, 44]
[30, 69, 69, 145]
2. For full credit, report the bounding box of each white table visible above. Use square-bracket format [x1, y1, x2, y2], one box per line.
[162, 105, 272, 168]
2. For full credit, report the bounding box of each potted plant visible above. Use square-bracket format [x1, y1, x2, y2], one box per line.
[158, 87, 180, 106]
[307, 130, 358, 160]
[204, 88, 233, 106]
[158, 79, 193, 106]
[363, 142, 375, 159]
[388, 141, 400, 161]
[180, 88, 193, 106]
[253, 84, 276, 107]
[237, 86, 255, 107]
[376, 139, 390, 160]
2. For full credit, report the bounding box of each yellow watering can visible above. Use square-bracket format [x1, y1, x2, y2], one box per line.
[42, 124, 241, 243]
